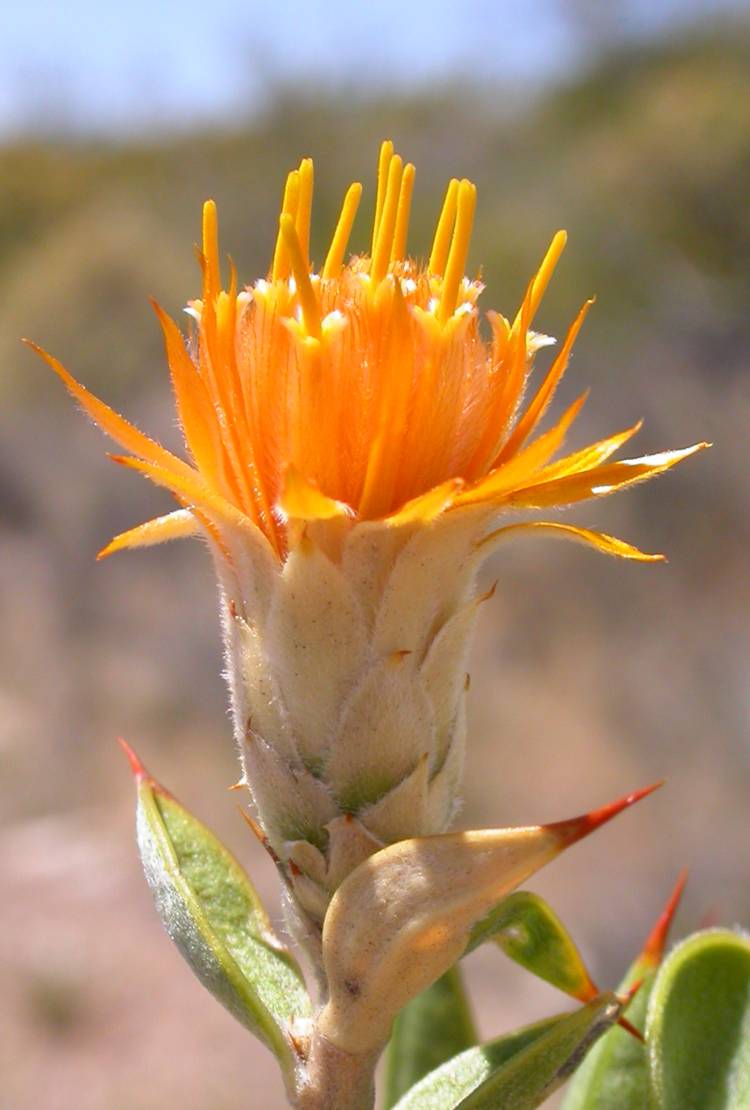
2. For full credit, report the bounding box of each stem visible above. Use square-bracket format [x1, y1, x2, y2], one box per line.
[295, 1028, 380, 1110]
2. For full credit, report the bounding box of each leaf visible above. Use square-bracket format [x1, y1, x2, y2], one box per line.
[457, 994, 622, 1110]
[561, 870, 686, 1110]
[392, 994, 622, 1110]
[123, 740, 310, 1090]
[646, 929, 750, 1110]
[466, 891, 598, 1002]
[384, 965, 478, 1108]
[391, 1015, 566, 1110]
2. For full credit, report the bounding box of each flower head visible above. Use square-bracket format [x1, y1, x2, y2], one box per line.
[33, 140, 704, 562]
[33, 143, 706, 940]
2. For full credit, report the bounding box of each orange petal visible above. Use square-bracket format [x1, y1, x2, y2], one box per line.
[277, 464, 354, 521]
[477, 521, 665, 562]
[539, 420, 644, 481]
[152, 302, 222, 486]
[97, 509, 200, 560]
[457, 392, 588, 508]
[385, 478, 463, 526]
[504, 444, 709, 509]
[26, 341, 195, 479]
[110, 454, 253, 530]
[496, 298, 594, 463]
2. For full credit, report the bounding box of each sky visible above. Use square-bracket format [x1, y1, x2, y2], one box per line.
[0, 0, 745, 138]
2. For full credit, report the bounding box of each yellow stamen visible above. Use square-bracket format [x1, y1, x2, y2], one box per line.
[323, 182, 363, 279]
[370, 154, 403, 286]
[216, 290, 235, 343]
[272, 170, 301, 281]
[40, 141, 703, 566]
[202, 200, 221, 301]
[358, 279, 412, 517]
[511, 230, 567, 335]
[372, 140, 394, 253]
[279, 213, 321, 339]
[391, 163, 415, 262]
[295, 158, 314, 266]
[429, 178, 459, 275]
[437, 180, 476, 323]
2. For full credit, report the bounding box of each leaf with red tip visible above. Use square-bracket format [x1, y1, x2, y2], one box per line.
[126, 744, 310, 1093]
[560, 871, 687, 1110]
[393, 993, 624, 1110]
[319, 786, 654, 1057]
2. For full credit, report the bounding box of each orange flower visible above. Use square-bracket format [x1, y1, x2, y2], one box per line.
[31, 140, 705, 562]
[30, 143, 709, 922]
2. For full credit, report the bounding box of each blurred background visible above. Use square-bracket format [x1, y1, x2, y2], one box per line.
[1, 1, 748, 1106]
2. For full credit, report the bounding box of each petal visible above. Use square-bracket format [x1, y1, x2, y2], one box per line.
[538, 419, 643, 481]
[151, 302, 223, 486]
[386, 478, 463, 526]
[504, 444, 709, 509]
[110, 454, 254, 529]
[26, 341, 196, 479]
[456, 392, 587, 508]
[478, 521, 665, 562]
[97, 509, 200, 559]
[277, 464, 354, 521]
[496, 298, 594, 463]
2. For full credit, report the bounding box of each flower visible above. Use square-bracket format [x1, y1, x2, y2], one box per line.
[32, 142, 705, 947]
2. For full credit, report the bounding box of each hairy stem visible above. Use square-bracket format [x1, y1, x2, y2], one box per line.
[295, 1028, 380, 1110]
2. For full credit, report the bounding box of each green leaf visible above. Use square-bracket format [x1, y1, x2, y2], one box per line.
[391, 1015, 564, 1110]
[384, 965, 478, 1108]
[127, 744, 310, 1088]
[466, 890, 597, 1002]
[392, 994, 622, 1110]
[647, 929, 750, 1110]
[560, 965, 652, 1110]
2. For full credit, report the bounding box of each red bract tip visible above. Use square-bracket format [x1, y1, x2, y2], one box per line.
[239, 808, 265, 843]
[613, 978, 647, 1042]
[624, 976, 644, 1004]
[641, 868, 688, 967]
[117, 736, 149, 781]
[546, 781, 664, 847]
[618, 1015, 646, 1044]
[238, 808, 280, 864]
